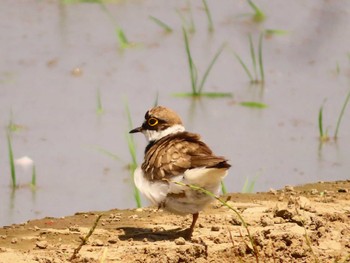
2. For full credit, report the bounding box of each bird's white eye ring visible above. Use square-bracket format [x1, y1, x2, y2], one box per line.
[148, 117, 158, 127]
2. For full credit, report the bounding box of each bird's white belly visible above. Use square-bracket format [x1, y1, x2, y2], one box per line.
[133, 167, 227, 215]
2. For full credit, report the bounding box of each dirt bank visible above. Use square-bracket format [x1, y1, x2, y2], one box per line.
[0, 181, 349, 262]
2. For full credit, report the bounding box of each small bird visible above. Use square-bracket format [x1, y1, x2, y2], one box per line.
[130, 106, 231, 237]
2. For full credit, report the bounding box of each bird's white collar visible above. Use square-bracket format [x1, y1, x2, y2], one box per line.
[143, 124, 185, 141]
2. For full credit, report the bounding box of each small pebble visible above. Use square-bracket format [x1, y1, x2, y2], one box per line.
[108, 237, 119, 244]
[211, 226, 220, 231]
[68, 226, 80, 232]
[11, 238, 18, 244]
[285, 185, 294, 192]
[92, 239, 104, 246]
[174, 237, 186, 245]
[310, 189, 318, 195]
[261, 215, 274, 227]
[36, 241, 48, 249]
[338, 188, 348, 193]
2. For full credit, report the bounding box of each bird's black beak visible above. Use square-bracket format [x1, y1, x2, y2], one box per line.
[129, 126, 143, 134]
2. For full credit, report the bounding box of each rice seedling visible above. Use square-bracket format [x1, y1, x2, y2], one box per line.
[176, 1, 195, 34]
[174, 28, 232, 98]
[6, 132, 17, 189]
[221, 181, 227, 195]
[234, 33, 265, 85]
[264, 29, 288, 37]
[174, 181, 260, 261]
[318, 103, 329, 142]
[124, 100, 142, 208]
[202, 0, 214, 32]
[318, 90, 350, 142]
[241, 176, 258, 193]
[31, 165, 37, 189]
[247, 0, 266, 22]
[240, 101, 267, 109]
[149, 16, 173, 33]
[116, 27, 131, 49]
[96, 88, 104, 115]
[334, 89, 350, 140]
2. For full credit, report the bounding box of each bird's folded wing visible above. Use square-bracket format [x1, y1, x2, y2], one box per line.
[142, 132, 230, 180]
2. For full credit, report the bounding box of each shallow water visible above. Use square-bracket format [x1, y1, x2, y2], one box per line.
[1, 0, 350, 226]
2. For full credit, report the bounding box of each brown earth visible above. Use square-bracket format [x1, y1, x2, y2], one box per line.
[0, 181, 350, 263]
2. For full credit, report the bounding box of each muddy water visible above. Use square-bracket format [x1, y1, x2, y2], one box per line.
[1, 0, 349, 226]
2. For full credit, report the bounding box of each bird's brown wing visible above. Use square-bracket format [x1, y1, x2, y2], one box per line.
[142, 132, 230, 180]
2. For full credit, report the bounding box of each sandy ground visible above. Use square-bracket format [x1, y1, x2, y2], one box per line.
[0, 181, 349, 263]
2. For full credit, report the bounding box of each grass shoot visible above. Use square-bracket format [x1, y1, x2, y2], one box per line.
[234, 33, 265, 85]
[31, 165, 37, 189]
[124, 100, 142, 208]
[334, 89, 350, 140]
[241, 176, 258, 193]
[202, 0, 214, 32]
[221, 181, 227, 195]
[116, 27, 130, 49]
[240, 101, 267, 109]
[149, 16, 173, 33]
[174, 28, 231, 98]
[7, 132, 17, 189]
[264, 29, 288, 37]
[247, 0, 266, 22]
[96, 89, 104, 115]
[318, 103, 329, 142]
[318, 90, 350, 143]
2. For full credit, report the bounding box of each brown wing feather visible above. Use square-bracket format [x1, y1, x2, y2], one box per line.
[142, 132, 230, 180]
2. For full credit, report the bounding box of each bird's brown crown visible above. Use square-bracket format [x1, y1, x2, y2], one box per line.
[144, 106, 183, 131]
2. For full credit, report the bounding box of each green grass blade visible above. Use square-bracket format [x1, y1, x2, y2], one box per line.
[198, 43, 226, 93]
[249, 34, 258, 81]
[149, 16, 173, 33]
[318, 104, 324, 139]
[258, 33, 265, 83]
[7, 133, 16, 188]
[124, 100, 142, 208]
[116, 27, 129, 49]
[31, 165, 37, 188]
[265, 29, 289, 36]
[234, 53, 254, 83]
[240, 101, 267, 108]
[182, 27, 197, 94]
[247, 0, 266, 22]
[334, 89, 350, 139]
[241, 176, 258, 193]
[202, 0, 214, 32]
[221, 181, 227, 195]
[96, 89, 104, 115]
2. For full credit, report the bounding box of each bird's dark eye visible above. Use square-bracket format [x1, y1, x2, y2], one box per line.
[148, 117, 158, 126]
